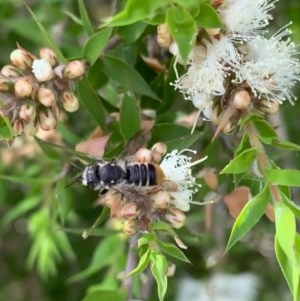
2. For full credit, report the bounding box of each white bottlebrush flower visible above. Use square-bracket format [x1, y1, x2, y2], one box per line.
[235, 25, 300, 103]
[172, 36, 239, 117]
[219, 0, 278, 40]
[32, 59, 54, 82]
[174, 36, 239, 96]
[160, 149, 207, 211]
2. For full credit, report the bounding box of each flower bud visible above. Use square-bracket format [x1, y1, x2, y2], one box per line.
[165, 207, 186, 229]
[32, 59, 54, 82]
[151, 142, 167, 163]
[257, 99, 280, 115]
[39, 47, 57, 67]
[23, 120, 38, 136]
[232, 90, 251, 110]
[64, 60, 86, 79]
[39, 108, 57, 131]
[1, 65, 21, 77]
[14, 78, 34, 98]
[135, 148, 152, 162]
[10, 49, 33, 70]
[152, 191, 170, 209]
[37, 86, 56, 107]
[12, 119, 23, 136]
[0, 76, 13, 92]
[123, 220, 137, 235]
[60, 91, 79, 112]
[157, 24, 172, 48]
[19, 104, 36, 122]
[120, 203, 138, 220]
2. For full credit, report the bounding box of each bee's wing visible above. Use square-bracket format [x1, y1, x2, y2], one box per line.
[112, 184, 151, 206]
[117, 129, 152, 160]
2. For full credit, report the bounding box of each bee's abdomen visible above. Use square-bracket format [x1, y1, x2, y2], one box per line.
[126, 163, 157, 186]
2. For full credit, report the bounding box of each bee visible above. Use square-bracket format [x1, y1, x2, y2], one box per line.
[81, 130, 165, 200]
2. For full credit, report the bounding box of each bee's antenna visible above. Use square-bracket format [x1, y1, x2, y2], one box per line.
[65, 177, 82, 189]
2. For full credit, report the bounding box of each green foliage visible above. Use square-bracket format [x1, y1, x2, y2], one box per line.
[0, 1, 300, 301]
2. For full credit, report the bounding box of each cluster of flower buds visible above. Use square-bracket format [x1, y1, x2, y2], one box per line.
[0, 45, 87, 137]
[157, 0, 300, 135]
[100, 143, 205, 235]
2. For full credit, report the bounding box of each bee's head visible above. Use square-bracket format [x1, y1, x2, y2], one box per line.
[82, 164, 102, 190]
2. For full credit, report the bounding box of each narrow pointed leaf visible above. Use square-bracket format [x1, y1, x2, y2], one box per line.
[166, 6, 197, 62]
[77, 0, 94, 36]
[225, 185, 270, 252]
[0, 115, 13, 139]
[83, 28, 112, 65]
[119, 94, 141, 140]
[220, 148, 257, 174]
[105, 0, 168, 27]
[275, 202, 298, 270]
[157, 241, 190, 263]
[195, 3, 222, 28]
[275, 236, 294, 294]
[266, 169, 300, 187]
[77, 79, 108, 130]
[150, 253, 168, 301]
[127, 248, 150, 277]
[25, 4, 65, 62]
[100, 56, 160, 101]
[35, 137, 62, 160]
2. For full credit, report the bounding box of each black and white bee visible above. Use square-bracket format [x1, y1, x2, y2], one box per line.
[80, 130, 165, 199]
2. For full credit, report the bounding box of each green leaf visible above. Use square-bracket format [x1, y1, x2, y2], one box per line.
[117, 22, 147, 44]
[252, 117, 278, 144]
[81, 289, 127, 301]
[150, 252, 168, 301]
[235, 133, 251, 157]
[225, 185, 270, 252]
[55, 179, 72, 225]
[275, 236, 295, 294]
[157, 241, 190, 263]
[0, 174, 52, 186]
[138, 233, 155, 247]
[280, 191, 300, 219]
[173, 0, 205, 7]
[195, 3, 222, 28]
[166, 131, 203, 152]
[105, 0, 168, 27]
[83, 28, 112, 65]
[0, 115, 13, 140]
[81, 207, 111, 239]
[25, 4, 65, 62]
[68, 235, 122, 282]
[166, 6, 197, 62]
[100, 56, 160, 101]
[77, 0, 94, 36]
[151, 123, 191, 144]
[119, 94, 141, 140]
[220, 148, 257, 174]
[266, 169, 300, 187]
[2, 194, 41, 225]
[275, 202, 298, 270]
[35, 137, 62, 160]
[152, 221, 178, 237]
[272, 139, 300, 151]
[127, 248, 151, 277]
[77, 79, 108, 130]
